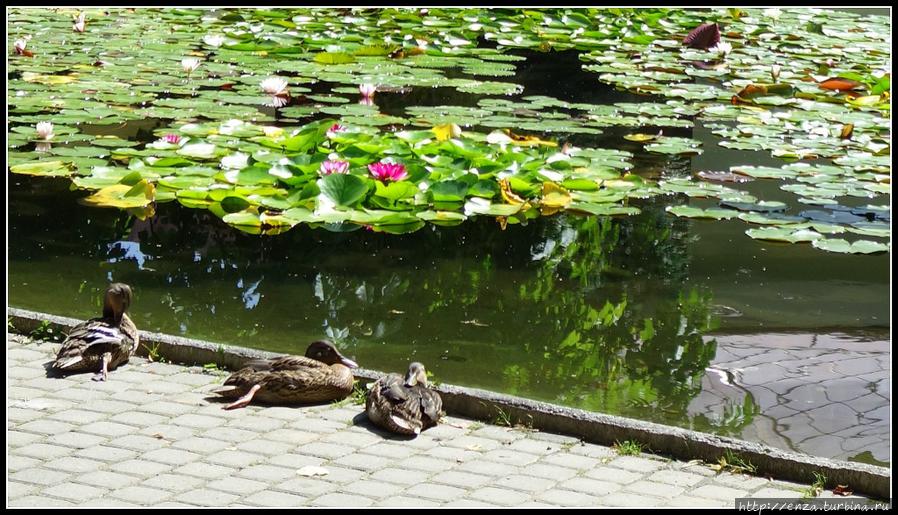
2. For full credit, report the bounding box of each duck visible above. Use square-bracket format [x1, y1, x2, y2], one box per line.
[213, 340, 358, 410]
[366, 362, 442, 436]
[52, 282, 139, 382]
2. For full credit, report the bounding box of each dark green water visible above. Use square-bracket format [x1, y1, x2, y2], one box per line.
[7, 48, 890, 465]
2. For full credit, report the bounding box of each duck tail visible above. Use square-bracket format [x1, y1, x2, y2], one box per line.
[54, 355, 85, 370]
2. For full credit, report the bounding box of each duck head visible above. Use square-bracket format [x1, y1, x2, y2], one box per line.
[305, 340, 358, 369]
[404, 362, 428, 387]
[102, 283, 133, 323]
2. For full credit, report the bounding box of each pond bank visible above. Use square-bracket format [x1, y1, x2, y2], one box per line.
[8, 308, 891, 502]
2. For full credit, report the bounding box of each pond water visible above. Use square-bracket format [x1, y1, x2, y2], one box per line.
[7, 8, 890, 466]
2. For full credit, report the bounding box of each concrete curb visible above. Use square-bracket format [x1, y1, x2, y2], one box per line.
[7, 307, 891, 499]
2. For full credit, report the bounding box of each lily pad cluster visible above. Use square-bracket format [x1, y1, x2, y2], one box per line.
[7, 8, 891, 252]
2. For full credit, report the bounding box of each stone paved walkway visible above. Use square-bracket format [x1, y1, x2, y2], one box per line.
[7, 334, 880, 507]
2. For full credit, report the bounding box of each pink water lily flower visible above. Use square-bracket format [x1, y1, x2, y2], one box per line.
[326, 123, 346, 139]
[163, 133, 181, 145]
[368, 161, 407, 182]
[14, 38, 27, 55]
[319, 159, 350, 176]
[73, 12, 86, 33]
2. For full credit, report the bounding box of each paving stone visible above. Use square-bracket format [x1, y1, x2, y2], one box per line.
[443, 435, 502, 452]
[667, 495, 728, 507]
[206, 449, 264, 468]
[7, 430, 43, 447]
[375, 496, 441, 507]
[268, 453, 326, 470]
[78, 400, 139, 414]
[455, 459, 517, 477]
[48, 409, 109, 425]
[537, 488, 615, 508]
[600, 491, 665, 507]
[520, 462, 580, 481]
[480, 449, 540, 466]
[207, 476, 269, 495]
[712, 473, 770, 490]
[8, 455, 41, 473]
[563, 477, 623, 496]
[225, 415, 286, 433]
[170, 436, 232, 455]
[315, 466, 365, 484]
[46, 431, 108, 449]
[369, 467, 431, 486]
[8, 481, 38, 500]
[493, 474, 557, 493]
[140, 474, 205, 493]
[236, 439, 295, 457]
[274, 477, 333, 498]
[569, 443, 617, 459]
[10, 467, 72, 486]
[17, 419, 76, 435]
[142, 401, 196, 416]
[140, 423, 197, 441]
[541, 453, 601, 470]
[173, 462, 236, 479]
[139, 448, 203, 468]
[405, 482, 468, 502]
[169, 413, 225, 429]
[73, 445, 137, 463]
[258, 428, 319, 445]
[625, 480, 686, 499]
[9, 495, 76, 507]
[199, 427, 260, 443]
[469, 486, 532, 505]
[237, 465, 297, 483]
[359, 442, 418, 459]
[45, 456, 105, 473]
[287, 418, 348, 433]
[320, 430, 383, 448]
[109, 411, 169, 427]
[76, 471, 142, 489]
[470, 425, 522, 443]
[748, 487, 804, 498]
[110, 486, 174, 505]
[175, 489, 240, 506]
[342, 480, 404, 499]
[311, 493, 374, 507]
[79, 420, 138, 438]
[108, 459, 173, 478]
[15, 443, 73, 460]
[505, 438, 560, 455]
[609, 455, 668, 473]
[400, 455, 458, 472]
[8, 408, 45, 423]
[431, 470, 493, 489]
[79, 498, 140, 507]
[648, 469, 707, 487]
[243, 490, 309, 507]
[296, 441, 355, 460]
[42, 482, 108, 503]
[691, 484, 750, 501]
[444, 499, 500, 507]
[584, 466, 644, 484]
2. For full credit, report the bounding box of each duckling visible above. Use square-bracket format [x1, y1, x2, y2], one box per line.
[213, 340, 358, 410]
[366, 362, 442, 435]
[52, 283, 139, 381]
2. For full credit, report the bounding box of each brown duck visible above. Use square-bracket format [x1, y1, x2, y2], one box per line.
[213, 340, 358, 410]
[52, 283, 139, 381]
[366, 362, 442, 435]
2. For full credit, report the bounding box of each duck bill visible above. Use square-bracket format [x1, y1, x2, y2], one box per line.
[339, 356, 359, 369]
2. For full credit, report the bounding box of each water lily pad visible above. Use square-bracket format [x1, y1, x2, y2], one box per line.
[811, 238, 889, 254]
[745, 227, 824, 244]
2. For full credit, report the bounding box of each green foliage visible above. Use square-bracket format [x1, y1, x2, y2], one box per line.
[30, 320, 64, 342]
[613, 440, 644, 456]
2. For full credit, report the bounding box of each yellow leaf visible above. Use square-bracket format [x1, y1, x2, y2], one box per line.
[624, 133, 658, 142]
[22, 72, 78, 85]
[80, 180, 155, 209]
[499, 179, 529, 208]
[504, 130, 557, 147]
[432, 123, 462, 141]
[540, 182, 571, 215]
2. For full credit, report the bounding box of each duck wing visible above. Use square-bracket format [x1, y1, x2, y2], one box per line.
[54, 317, 135, 370]
[416, 387, 443, 428]
[242, 355, 328, 372]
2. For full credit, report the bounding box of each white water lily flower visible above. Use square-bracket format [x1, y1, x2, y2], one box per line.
[14, 38, 27, 54]
[35, 121, 54, 141]
[73, 12, 86, 32]
[711, 41, 732, 56]
[203, 34, 225, 48]
[358, 83, 377, 98]
[763, 8, 782, 19]
[260, 77, 289, 96]
[181, 58, 201, 74]
[220, 152, 249, 170]
[770, 64, 781, 83]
